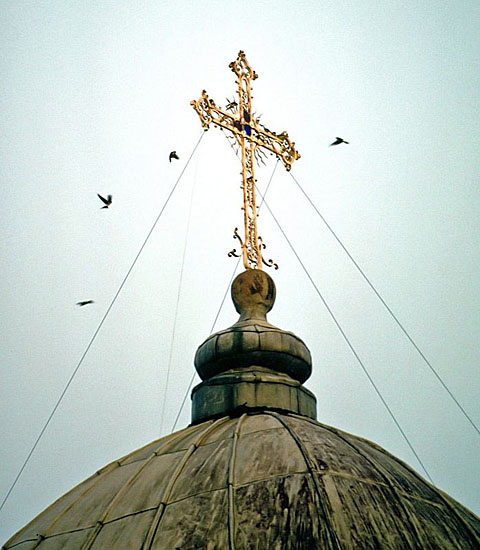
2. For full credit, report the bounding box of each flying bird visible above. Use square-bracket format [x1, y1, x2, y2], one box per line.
[76, 300, 94, 307]
[97, 194, 112, 208]
[329, 137, 349, 146]
[169, 151, 179, 162]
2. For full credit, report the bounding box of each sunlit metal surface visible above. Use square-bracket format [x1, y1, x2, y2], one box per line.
[191, 51, 300, 270]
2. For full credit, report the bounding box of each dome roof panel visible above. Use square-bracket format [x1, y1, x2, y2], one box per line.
[39, 529, 94, 549]
[234, 424, 307, 486]
[238, 412, 282, 434]
[50, 460, 142, 533]
[400, 498, 476, 549]
[234, 473, 333, 549]
[102, 451, 185, 522]
[344, 432, 444, 504]
[149, 490, 229, 550]
[6, 471, 100, 543]
[280, 415, 387, 483]
[4, 412, 479, 550]
[455, 505, 480, 540]
[6, 542, 38, 550]
[161, 420, 217, 453]
[169, 438, 231, 502]
[200, 417, 236, 444]
[89, 510, 156, 550]
[325, 475, 419, 547]
[116, 436, 176, 466]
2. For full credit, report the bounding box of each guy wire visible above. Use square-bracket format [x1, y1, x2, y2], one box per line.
[290, 172, 479, 438]
[0, 132, 205, 516]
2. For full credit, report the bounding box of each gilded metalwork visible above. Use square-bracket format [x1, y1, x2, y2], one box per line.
[191, 51, 300, 270]
[227, 227, 243, 259]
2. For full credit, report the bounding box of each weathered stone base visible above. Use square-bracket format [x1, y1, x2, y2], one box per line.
[191, 366, 316, 423]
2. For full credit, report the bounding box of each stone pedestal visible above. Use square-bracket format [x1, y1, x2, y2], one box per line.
[192, 366, 316, 423]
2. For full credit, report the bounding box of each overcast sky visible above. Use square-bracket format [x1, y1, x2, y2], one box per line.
[1, 0, 479, 541]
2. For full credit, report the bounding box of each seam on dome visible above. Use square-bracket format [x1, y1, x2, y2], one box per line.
[110, 468, 383, 511]
[320, 421, 480, 546]
[119, 431, 236, 467]
[289, 414, 421, 463]
[7, 524, 97, 549]
[311, 469, 472, 511]
[21, 510, 157, 544]
[155, 486, 226, 508]
[100, 506, 157, 525]
[228, 424, 284, 438]
[25, 461, 123, 549]
[388, 453, 480, 546]
[233, 470, 310, 490]
[142, 416, 230, 550]
[313, 469, 390, 488]
[8, 471, 108, 550]
[318, 470, 457, 509]
[114, 448, 184, 467]
[116, 423, 210, 467]
[93, 423, 203, 473]
[156, 471, 313, 507]
[227, 413, 247, 550]
[311, 467, 443, 498]
[289, 413, 480, 541]
[18, 505, 168, 544]
[266, 411, 343, 550]
[20, 425, 197, 549]
[4, 538, 38, 549]
[399, 493, 453, 509]
[153, 471, 323, 508]
[393, 465, 480, 545]
[78, 426, 196, 550]
[33, 525, 95, 539]
[316, 420, 447, 548]
[188, 433, 235, 448]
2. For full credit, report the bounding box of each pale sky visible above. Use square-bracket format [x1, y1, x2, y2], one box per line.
[1, 0, 479, 541]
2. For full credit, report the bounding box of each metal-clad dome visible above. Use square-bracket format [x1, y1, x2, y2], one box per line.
[4, 412, 479, 549]
[4, 270, 480, 549]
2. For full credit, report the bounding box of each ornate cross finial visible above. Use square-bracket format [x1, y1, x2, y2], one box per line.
[191, 51, 300, 270]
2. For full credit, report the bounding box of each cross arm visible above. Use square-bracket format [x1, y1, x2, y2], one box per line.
[191, 90, 301, 171]
[251, 127, 301, 172]
[190, 90, 238, 133]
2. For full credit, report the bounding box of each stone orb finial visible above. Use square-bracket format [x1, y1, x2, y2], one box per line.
[231, 269, 276, 321]
[194, 269, 311, 385]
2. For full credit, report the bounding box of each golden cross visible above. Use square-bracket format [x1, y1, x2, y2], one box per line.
[191, 50, 300, 270]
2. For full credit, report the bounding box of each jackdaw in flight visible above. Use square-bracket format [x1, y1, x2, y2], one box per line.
[76, 300, 94, 307]
[329, 137, 349, 146]
[97, 194, 112, 208]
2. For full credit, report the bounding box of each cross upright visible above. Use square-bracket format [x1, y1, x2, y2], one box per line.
[191, 50, 300, 270]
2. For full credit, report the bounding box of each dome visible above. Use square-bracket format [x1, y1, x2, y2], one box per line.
[4, 270, 480, 549]
[4, 412, 480, 549]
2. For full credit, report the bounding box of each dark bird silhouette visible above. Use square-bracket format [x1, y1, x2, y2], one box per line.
[329, 137, 349, 146]
[97, 194, 112, 208]
[76, 300, 94, 307]
[226, 99, 238, 111]
[169, 151, 179, 162]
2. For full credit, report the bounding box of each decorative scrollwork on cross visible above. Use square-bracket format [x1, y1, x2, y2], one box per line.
[191, 51, 301, 270]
